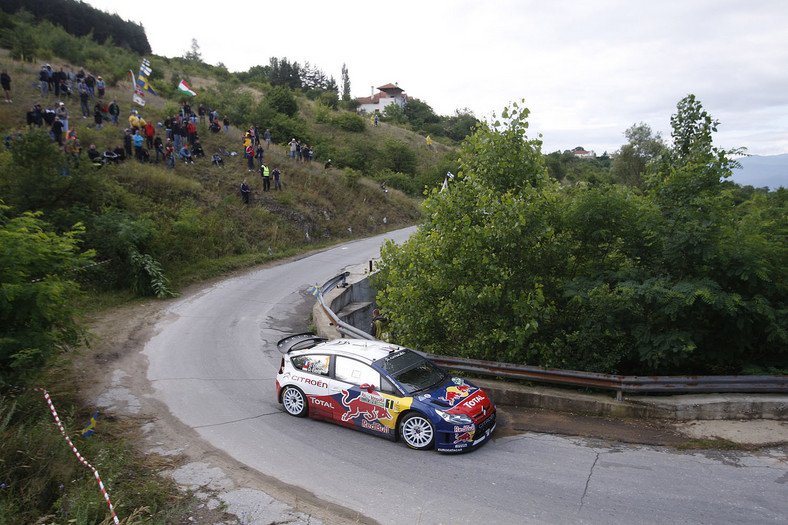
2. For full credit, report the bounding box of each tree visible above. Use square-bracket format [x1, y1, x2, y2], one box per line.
[0, 206, 95, 383]
[341, 63, 351, 101]
[610, 123, 665, 187]
[184, 38, 202, 62]
[374, 102, 557, 362]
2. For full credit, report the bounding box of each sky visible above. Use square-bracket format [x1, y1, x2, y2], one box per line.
[82, 0, 788, 156]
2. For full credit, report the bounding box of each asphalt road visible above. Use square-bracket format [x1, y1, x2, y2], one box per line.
[143, 228, 788, 524]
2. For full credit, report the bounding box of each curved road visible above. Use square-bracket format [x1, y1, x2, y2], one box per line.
[144, 228, 787, 524]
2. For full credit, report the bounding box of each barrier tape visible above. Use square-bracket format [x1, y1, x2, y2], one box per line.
[8, 385, 120, 524]
[30, 259, 111, 283]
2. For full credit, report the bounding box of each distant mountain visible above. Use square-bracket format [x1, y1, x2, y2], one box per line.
[730, 154, 788, 190]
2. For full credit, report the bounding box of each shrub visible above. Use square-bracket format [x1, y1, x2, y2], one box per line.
[331, 112, 365, 132]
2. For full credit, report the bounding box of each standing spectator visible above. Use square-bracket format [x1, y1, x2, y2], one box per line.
[108, 100, 120, 126]
[240, 179, 250, 204]
[260, 163, 270, 191]
[153, 135, 164, 163]
[79, 82, 90, 118]
[123, 129, 133, 159]
[164, 115, 173, 139]
[132, 130, 144, 161]
[43, 105, 56, 126]
[55, 102, 68, 131]
[85, 72, 95, 98]
[289, 138, 297, 159]
[272, 168, 282, 191]
[374, 113, 379, 126]
[1, 69, 11, 103]
[53, 66, 66, 98]
[256, 143, 265, 169]
[172, 117, 182, 151]
[264, 128, 271, 148]
[198, 103, 206, 124]
[223, 115, 230, 133]
[51, 116, 64, 146]
[178, 121, 188, 150]
[96, 76, 105, 98]
[93, 102, 104, 130]
[253, 125, 260, 146]
[165, 139, 175, 169]
[296, 141, 303, 162]
[144, 121, 155, 150]
[246, 143, 255, 172]
[39, 65, 49, 97]
[186, 119, 197, 144]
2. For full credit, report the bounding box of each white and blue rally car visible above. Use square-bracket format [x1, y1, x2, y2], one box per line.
[275, 334, 496, 452]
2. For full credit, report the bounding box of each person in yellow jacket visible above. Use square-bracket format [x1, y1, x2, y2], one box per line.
[128, 110, 147, 131]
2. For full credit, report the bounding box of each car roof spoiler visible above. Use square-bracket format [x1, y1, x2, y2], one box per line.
[277, 333, 327, 354]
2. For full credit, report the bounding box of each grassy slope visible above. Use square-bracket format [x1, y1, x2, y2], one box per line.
[0, 48, 440, 290]
[0, 49, 446, 523]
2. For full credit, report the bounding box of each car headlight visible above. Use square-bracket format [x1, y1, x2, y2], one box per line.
[436, 410, 473, 425]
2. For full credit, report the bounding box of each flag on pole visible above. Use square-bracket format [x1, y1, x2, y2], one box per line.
[267, 247, 274, 255]
[81, 411, 99, 437]
[136, 59, 157, 96]
[305, 231, 310, 241]
[177, 79, 197, 96]
[311, 283, 320, 296]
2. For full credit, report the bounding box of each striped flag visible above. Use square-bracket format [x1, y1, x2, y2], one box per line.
[177, 79, 197, 96]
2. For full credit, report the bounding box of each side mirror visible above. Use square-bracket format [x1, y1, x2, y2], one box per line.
[360, 383, 375, 393]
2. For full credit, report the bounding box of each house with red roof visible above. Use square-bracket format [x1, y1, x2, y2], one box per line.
[357, 83, 408, 114]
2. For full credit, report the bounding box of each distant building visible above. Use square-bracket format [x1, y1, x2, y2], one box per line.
[572, 146, 596, 158]
[357, 83, 408, 114]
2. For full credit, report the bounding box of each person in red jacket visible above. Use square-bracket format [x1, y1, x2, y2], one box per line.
[186, 120, 197, 145]
[144, 121, 156, 150]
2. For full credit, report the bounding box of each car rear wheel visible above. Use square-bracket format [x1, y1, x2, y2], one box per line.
[400, 412, 435, 450]
[281, 386, 308, 417]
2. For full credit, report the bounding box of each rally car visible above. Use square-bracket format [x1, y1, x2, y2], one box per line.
[275, 334, 496, 453]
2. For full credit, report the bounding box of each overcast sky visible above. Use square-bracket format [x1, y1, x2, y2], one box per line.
[83, 0, 787, 156]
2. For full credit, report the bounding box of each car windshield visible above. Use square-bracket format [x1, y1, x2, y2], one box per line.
[375, 349, 449, 395]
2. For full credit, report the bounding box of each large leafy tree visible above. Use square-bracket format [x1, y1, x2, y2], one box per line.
[610, 123, 665, 187]
[375, 102, 558, 362]
[0, 206, 94, 383]
[375, 96, 787, 374]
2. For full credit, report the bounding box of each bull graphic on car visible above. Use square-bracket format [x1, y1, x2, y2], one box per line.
[340, 389, 394, 422]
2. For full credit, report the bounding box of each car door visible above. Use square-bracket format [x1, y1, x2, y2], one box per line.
[331, 356, 410, 438]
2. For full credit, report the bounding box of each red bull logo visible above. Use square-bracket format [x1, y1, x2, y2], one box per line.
[453, 432, 473, 443]
[440, 384, 473, 405]
[340, 390, 394, 422]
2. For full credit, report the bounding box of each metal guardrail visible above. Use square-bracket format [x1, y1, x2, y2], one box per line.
[316, 273, 788, 400]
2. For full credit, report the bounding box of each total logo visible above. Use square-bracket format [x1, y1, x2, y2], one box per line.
[463, 393, 486, 408]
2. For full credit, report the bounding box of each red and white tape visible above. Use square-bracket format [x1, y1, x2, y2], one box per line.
[21, 386, 120, 524]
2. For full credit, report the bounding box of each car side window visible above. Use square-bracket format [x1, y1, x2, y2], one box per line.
[334, 356, 381, 389]
[291, 354, 330, 376]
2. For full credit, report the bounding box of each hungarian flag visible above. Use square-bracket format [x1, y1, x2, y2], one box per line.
[177, 80, 197, 96]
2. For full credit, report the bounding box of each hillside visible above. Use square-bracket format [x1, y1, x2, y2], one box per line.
[0, 48, 447, 296]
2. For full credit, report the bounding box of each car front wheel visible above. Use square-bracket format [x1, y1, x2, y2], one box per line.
[400, 412, 435, 450]
[281, 386, 308, 417]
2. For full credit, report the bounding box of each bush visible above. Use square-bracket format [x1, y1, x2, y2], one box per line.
[331, 112, 365, 132]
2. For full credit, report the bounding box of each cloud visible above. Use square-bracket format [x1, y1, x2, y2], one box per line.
[85, 0, 788, 155]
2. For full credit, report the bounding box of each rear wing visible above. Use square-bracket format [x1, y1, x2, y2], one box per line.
[277, 333, 327, 354]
